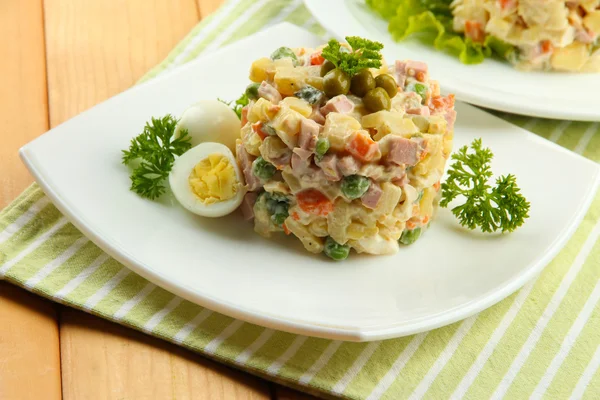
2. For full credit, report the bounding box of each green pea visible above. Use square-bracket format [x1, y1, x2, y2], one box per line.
[341, 175, 371, 200]
[320, 60, 336, 77]
[252, 156, 276, 180]
[350, 69, 375, 97]
[270, 47, 298, 65]
[375, 74, 398, 98]
[323, 236, 350, 261]
[270, 202, 289, 226]
[414, 83, 427, 101]
[363, 87, 391, 113]
[315, 137, 330, 160]
[245, 83, 260, 100]
[399, 227, 421, 245]
[294, 85, 324, 105]
[323, 68, 351, 98]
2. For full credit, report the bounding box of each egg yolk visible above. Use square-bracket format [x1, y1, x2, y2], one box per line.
[189, 154, 239, 204]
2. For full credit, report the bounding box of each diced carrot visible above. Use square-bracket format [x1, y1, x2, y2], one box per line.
[296, 189, 334, 216]
[499, 0, 515, 9]
[310, 51, 325, 66]
[422, 215, 430, 224]
[251, 121, 268, 140]
[406, 220, 416, 230]
[464, 20, 485, 43]
[241, 106, 249, 126]
[283, 222, 291, 235]
[540, 40, 554, 54]
[291, 212, 300, 221]
[415, 71, 427, 82]
[412, 204, 419, 216]
[346, 131, 380, 162]
[433, 181, 441, 191]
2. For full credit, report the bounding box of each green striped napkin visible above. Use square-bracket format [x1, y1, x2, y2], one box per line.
[2, 1, 599, 398]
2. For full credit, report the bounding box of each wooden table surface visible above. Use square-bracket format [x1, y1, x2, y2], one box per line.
[0, 1, 316, 399]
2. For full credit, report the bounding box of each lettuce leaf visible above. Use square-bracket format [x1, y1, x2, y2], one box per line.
[366, 0, 514, 64]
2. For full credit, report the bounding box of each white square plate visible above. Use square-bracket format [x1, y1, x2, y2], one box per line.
[304, 0, 600, 121]
[20, 24, 600, 341]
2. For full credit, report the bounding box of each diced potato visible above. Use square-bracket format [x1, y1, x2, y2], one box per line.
[322, 113, 362, 151]
[281, 97, 312, 117]
[274, 66, 307, 96]
[584, 11, 600, 34]
[551, 42, 589, 72]
[408, 115, 430, 132]
[247, 98, 279, 123]
[419, 186, 436, 217]
[263, 180, 291, 195]
[241, 124, 262, 156]
[282, 169, 302, 193]
[374, 182, 402, 216]
[582, 48, 600, 73]
[361, 111, 419, 141]
[347, 222, 378, 240]
[285, 218, 324, 253]
[308, 217, 329, 237]
[249, 57, 273, 83]
[442, 130, 454, 158]
[428, 116, 447, 134]
[270, 107, 303, 148]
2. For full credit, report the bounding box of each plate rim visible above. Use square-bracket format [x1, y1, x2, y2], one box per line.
[303, 0, 600, 122]
[18, 22, 600, 341]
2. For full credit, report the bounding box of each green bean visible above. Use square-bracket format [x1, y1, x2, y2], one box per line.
[341, 175, 370, 200]
[323, 237, 350, 261]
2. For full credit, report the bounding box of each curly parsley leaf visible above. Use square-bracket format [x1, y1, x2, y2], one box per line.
[440, 138, 530, 233]
[219, 92, 249, 120]
[321, 36, 384, 77]
[122, 115, 192, 200]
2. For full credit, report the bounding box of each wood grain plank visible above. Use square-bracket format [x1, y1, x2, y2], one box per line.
[0, 0, 49, 207]
[43, 0, 200, 126]
[0, 283, 62, 400]
[44, 1, 269, 398]
[197, 0, 225, 18]
[0, 1, 61, 399]
[60, 310, 270, 400]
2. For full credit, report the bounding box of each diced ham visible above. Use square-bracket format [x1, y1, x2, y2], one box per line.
[298, 119, 320, 151]
[576, 29, 595, 44]
[320, 95, 354, 117]
[361, 182, 383, 209]
[406, 106, 430, 116]
[444, 109, 457, 131]
[385, 137, 420, 166]
[293, 147, 313, 160]
[316, 154, 341, 181]
[338, 156, 361, 176]
[241, 192, 258, 221]
[393, 60, 407, 88]
[406, 60, 429, 81]
[270, 152, 291, 168]
[291, 151, 312, 172]
[236, 142, 262, 191]
[309, 105, 326, 125]
[258, 81, 282, 104]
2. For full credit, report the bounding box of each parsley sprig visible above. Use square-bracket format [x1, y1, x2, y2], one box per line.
[440, 139, 530, 233]
[219, 92, 249, 119]
[321, 36, 384, 77]
[122, 115, 192, 200]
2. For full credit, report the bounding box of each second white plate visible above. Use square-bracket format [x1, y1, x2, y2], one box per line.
[304, 0, 600, 121]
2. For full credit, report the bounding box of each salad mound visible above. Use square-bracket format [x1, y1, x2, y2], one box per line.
[236, 39, 455, 260]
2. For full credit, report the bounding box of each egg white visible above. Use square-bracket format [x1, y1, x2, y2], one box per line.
[169, 142, 246, 218]
[174, 100, 241, 151]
